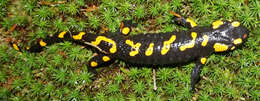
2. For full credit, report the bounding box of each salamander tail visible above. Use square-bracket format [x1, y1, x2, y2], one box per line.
[10, 31, 100, 53]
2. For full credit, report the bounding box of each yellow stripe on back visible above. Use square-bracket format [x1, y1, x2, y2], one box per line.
[179, 32, 197, 51]
[145, 43, 154, 56]
[161, 35, 176, 55]
[73, 32, 86, 40]
[91, 36, 117, 53]
[125, 39, 141, 56]
[58, 31, 67, 38]
[201, 35, 208, 47]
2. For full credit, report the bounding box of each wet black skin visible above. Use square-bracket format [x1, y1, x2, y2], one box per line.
[113, 21, 249, 65]
[115, 29, 211, 65]
[87, 20, 248, 91]
[13, 18, 249, 91]
[92, 20, 249, 91]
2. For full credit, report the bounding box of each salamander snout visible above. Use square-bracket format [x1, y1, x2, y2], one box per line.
[231, 22, 249, 45]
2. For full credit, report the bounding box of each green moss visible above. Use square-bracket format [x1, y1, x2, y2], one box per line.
[1, 0, 259, 100]
[134, 5, 146, 19]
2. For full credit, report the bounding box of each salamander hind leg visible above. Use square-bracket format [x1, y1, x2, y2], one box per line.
[87, 53, 114, 76]
[87, 53, 114, 74]
[169, 11, 198, 28]
[190, 57, 207, 92]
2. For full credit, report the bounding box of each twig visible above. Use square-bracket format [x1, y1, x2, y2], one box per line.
[153, 68, 157, 91]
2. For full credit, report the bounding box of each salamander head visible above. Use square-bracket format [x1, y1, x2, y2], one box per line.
[210, 20, 249, 52]
[212, 20, 249, 44]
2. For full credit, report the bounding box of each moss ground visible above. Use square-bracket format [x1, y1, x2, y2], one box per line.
[0, 0, 259, 100]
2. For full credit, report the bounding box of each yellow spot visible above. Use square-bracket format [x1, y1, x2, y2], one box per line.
[39, 40, 47, 47]
[179, 32, 197, 51]
[102, 56, 110, 62]
[186, 18, 197, 27]
[232, 21, 240, 27]
[122, 27, 130, 35]
[12, 44, 20, 51]
[212, 20, 223, 29]
[91, 36, 117, 53]
[231, 46, 235, 50]
[213, 43, 229, 52]
[145, 43, 154, 56]
[26, 46, 30, 50]
[191, 32, 197, 38]
[233, 38, 242, 45]
[125, 39, 141, 56]
[90, 61, 98, 67]
[161, 35, 176, 55]
[200, 58, 207, 64]
[73, 32, 86, 40]
[58, 31, 67, 38]
[201, 35, 209, 47]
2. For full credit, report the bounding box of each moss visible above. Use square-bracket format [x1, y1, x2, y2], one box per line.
[0, 0, 259, 100]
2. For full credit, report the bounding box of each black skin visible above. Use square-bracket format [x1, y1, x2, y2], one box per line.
[11, 13, 249, 91]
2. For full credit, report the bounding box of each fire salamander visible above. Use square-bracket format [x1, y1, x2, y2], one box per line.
[11, 12, 249, 91]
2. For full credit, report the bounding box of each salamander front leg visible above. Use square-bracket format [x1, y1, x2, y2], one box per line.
[169, 11, 198, 28]
[190, 57, 207, 91]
